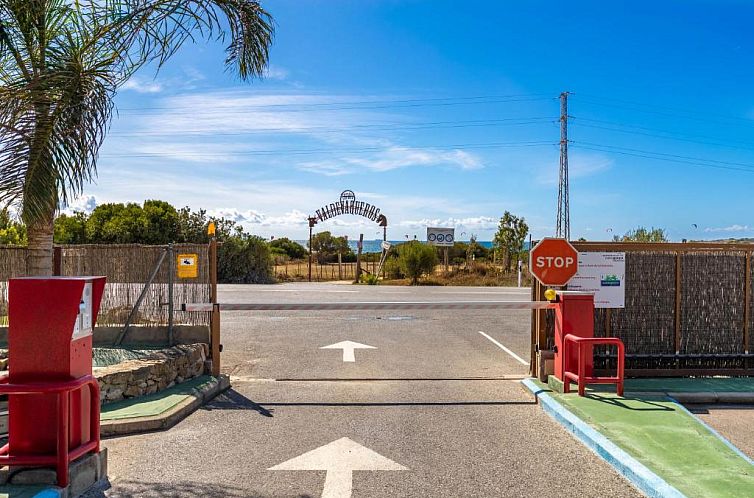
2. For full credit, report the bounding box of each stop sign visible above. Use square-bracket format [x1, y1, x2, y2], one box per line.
[529, 238, 579, 286]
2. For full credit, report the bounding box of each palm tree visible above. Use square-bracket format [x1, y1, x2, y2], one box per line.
[0, 0, 274, 274]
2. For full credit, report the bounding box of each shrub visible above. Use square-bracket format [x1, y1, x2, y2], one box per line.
[398, 241, 438, 285]
[218, 235, 275, 283]
[360, 273, 379, 285]
[384, 257, 403, 279]
[269, 237, 308, 259]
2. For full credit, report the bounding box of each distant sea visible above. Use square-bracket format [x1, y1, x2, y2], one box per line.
[295, 239, 496, 253]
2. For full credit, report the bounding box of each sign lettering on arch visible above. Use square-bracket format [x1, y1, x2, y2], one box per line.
[311, 190, 388, 227]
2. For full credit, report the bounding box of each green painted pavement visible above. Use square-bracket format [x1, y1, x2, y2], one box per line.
[540, 382, 754, 498]
[0, 485, 56, 497]
[624, 377, 754, 393]
[100, 375, 214, 421]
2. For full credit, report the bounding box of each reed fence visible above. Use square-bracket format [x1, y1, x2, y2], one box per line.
[533, 242, 754, 376]
[0, 244, 210, 328]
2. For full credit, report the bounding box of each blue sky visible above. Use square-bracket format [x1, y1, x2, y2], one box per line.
[78, 0, 754, 241]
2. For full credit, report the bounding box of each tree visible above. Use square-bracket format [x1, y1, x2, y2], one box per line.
[0, 1, 274, 274]
[54, 212, 87, 244]
[217, 233, 274, 284]
[0, 209, 26, 245]
[614, 227, 668, 243]
[398, 241, 438, 285]
[493, 211, 529, 272]
[310, 231, 351, 264]
[270, 237, 307, 260]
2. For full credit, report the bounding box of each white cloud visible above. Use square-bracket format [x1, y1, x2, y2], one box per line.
[121, 77, 163, 94]
[298, 146, 483, 176]
[61, 194, 97, 215]
[704, 224, 752, 233]
[208, 208, 310, 228]
[399, 216, 498, 231]
[264, 66, 289, 80]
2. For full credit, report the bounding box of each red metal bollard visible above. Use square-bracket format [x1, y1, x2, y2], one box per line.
[563, 335, 625, 397]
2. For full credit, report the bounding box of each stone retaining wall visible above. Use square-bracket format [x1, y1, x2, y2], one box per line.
[95, 344, 207, 403]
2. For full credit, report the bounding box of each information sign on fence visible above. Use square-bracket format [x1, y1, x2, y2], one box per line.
[177, 254, 199, 279]
[567, 252, 626, 308]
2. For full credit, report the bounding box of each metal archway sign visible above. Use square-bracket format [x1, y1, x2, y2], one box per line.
[307, 190, 389, 282]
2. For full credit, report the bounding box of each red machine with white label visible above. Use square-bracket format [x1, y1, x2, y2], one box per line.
[3, 276, 106, 486]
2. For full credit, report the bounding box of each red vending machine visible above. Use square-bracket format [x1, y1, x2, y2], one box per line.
[7, 277, 106, 463]
[553, 291, 595, 381]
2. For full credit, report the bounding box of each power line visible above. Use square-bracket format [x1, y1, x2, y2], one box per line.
[571, 142, 754, 174]
[117, 93, 553, 112]
[572, 119, 754, 152]
[100, 140, 557, 159]
[108, 117, 557, 137]
[115, 96, 554, 116]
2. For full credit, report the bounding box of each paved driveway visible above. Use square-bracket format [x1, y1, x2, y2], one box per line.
[92, 283, 643, 497]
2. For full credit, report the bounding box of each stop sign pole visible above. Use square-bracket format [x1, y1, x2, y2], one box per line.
[529, 237, 579, 287]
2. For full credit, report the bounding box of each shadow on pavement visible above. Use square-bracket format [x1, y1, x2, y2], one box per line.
[203, 389, 275, 417]
[585, 393, 674, 411]
[84, 479, 313, 498]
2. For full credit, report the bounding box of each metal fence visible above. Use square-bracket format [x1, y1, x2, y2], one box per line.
[534, 242, 754, 376]
[0, 244, 210, 328]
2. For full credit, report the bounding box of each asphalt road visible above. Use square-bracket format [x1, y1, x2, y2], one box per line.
[93, 283, 643, 498]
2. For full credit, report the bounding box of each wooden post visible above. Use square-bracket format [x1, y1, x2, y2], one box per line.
[308, 222, 313, 282]
[53, 246, 62, 276]
[355, 234, 364, 282]
[338, 252, 342, 280]
[209, 236, 220, 377]
[444, 248, 449, 273]
[675, 251, 682, 356]
[744, 252, 751, 354]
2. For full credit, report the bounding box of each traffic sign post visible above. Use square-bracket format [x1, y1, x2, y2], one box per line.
[529, 238, 579, 287]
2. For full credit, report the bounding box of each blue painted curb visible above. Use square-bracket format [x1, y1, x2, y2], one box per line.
[668, 396, 754, 467]
[521, 378, 686, 498]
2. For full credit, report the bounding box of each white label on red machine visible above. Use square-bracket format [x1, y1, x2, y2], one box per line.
[72, 282, 93, 340]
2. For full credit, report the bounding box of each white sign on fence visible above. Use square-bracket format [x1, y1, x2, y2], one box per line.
[427, 227, 455, 247]
[568, 252, 626, 308]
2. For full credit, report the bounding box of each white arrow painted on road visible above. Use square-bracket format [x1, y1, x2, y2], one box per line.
[320, 341, 376, 362]
[268, 437, 407, 498]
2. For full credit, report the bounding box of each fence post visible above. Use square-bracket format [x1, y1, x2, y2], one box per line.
[675, 251, 682, 360]
[745, 252, 751, 358]
[209, 236, 220, 376]
[53, 246, 62, 276]
[167, 243, 174, 346]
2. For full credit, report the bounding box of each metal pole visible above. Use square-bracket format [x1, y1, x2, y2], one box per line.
[168, 243, 174, 346]
[308, 223, 313, 282]
[209, 236, 220, 376]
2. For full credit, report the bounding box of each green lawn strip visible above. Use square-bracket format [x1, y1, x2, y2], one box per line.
[100, 375, 214, 421]
[554, 391, 754, 498]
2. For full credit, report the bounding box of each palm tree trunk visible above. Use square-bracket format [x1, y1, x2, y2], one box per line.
[26, 211, 54, 276]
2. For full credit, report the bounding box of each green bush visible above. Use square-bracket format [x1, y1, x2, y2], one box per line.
[269, 237, 307, 259]
[398, 241, 438, 285]
[384, 257, 403, 279]
[360, 273, 379, 285]
[218, 235, 275, 283]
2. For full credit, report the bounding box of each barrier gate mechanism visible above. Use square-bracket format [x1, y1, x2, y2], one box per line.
[183, 296, 596, 384]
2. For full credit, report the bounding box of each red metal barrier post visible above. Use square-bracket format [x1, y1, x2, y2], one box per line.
[6, 276, 106, 486]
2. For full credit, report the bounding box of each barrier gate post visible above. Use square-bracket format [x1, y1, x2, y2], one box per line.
[553, 291, 595, 381]
[6, 276, 106, 486]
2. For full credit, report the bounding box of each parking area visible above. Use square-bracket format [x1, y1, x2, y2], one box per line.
[94, 283, 643, 497]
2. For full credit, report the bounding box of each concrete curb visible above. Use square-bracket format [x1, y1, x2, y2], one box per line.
[521, 378, 686, 498]
[667, 392, 754, 404]
[100, 374, 231, 438]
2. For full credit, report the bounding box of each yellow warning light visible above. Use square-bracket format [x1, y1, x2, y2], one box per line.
[208, 221, 216, 237]
[544, 288, 557, 302]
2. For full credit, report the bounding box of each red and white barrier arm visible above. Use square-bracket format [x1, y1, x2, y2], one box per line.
[182, 301, 555, 312]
